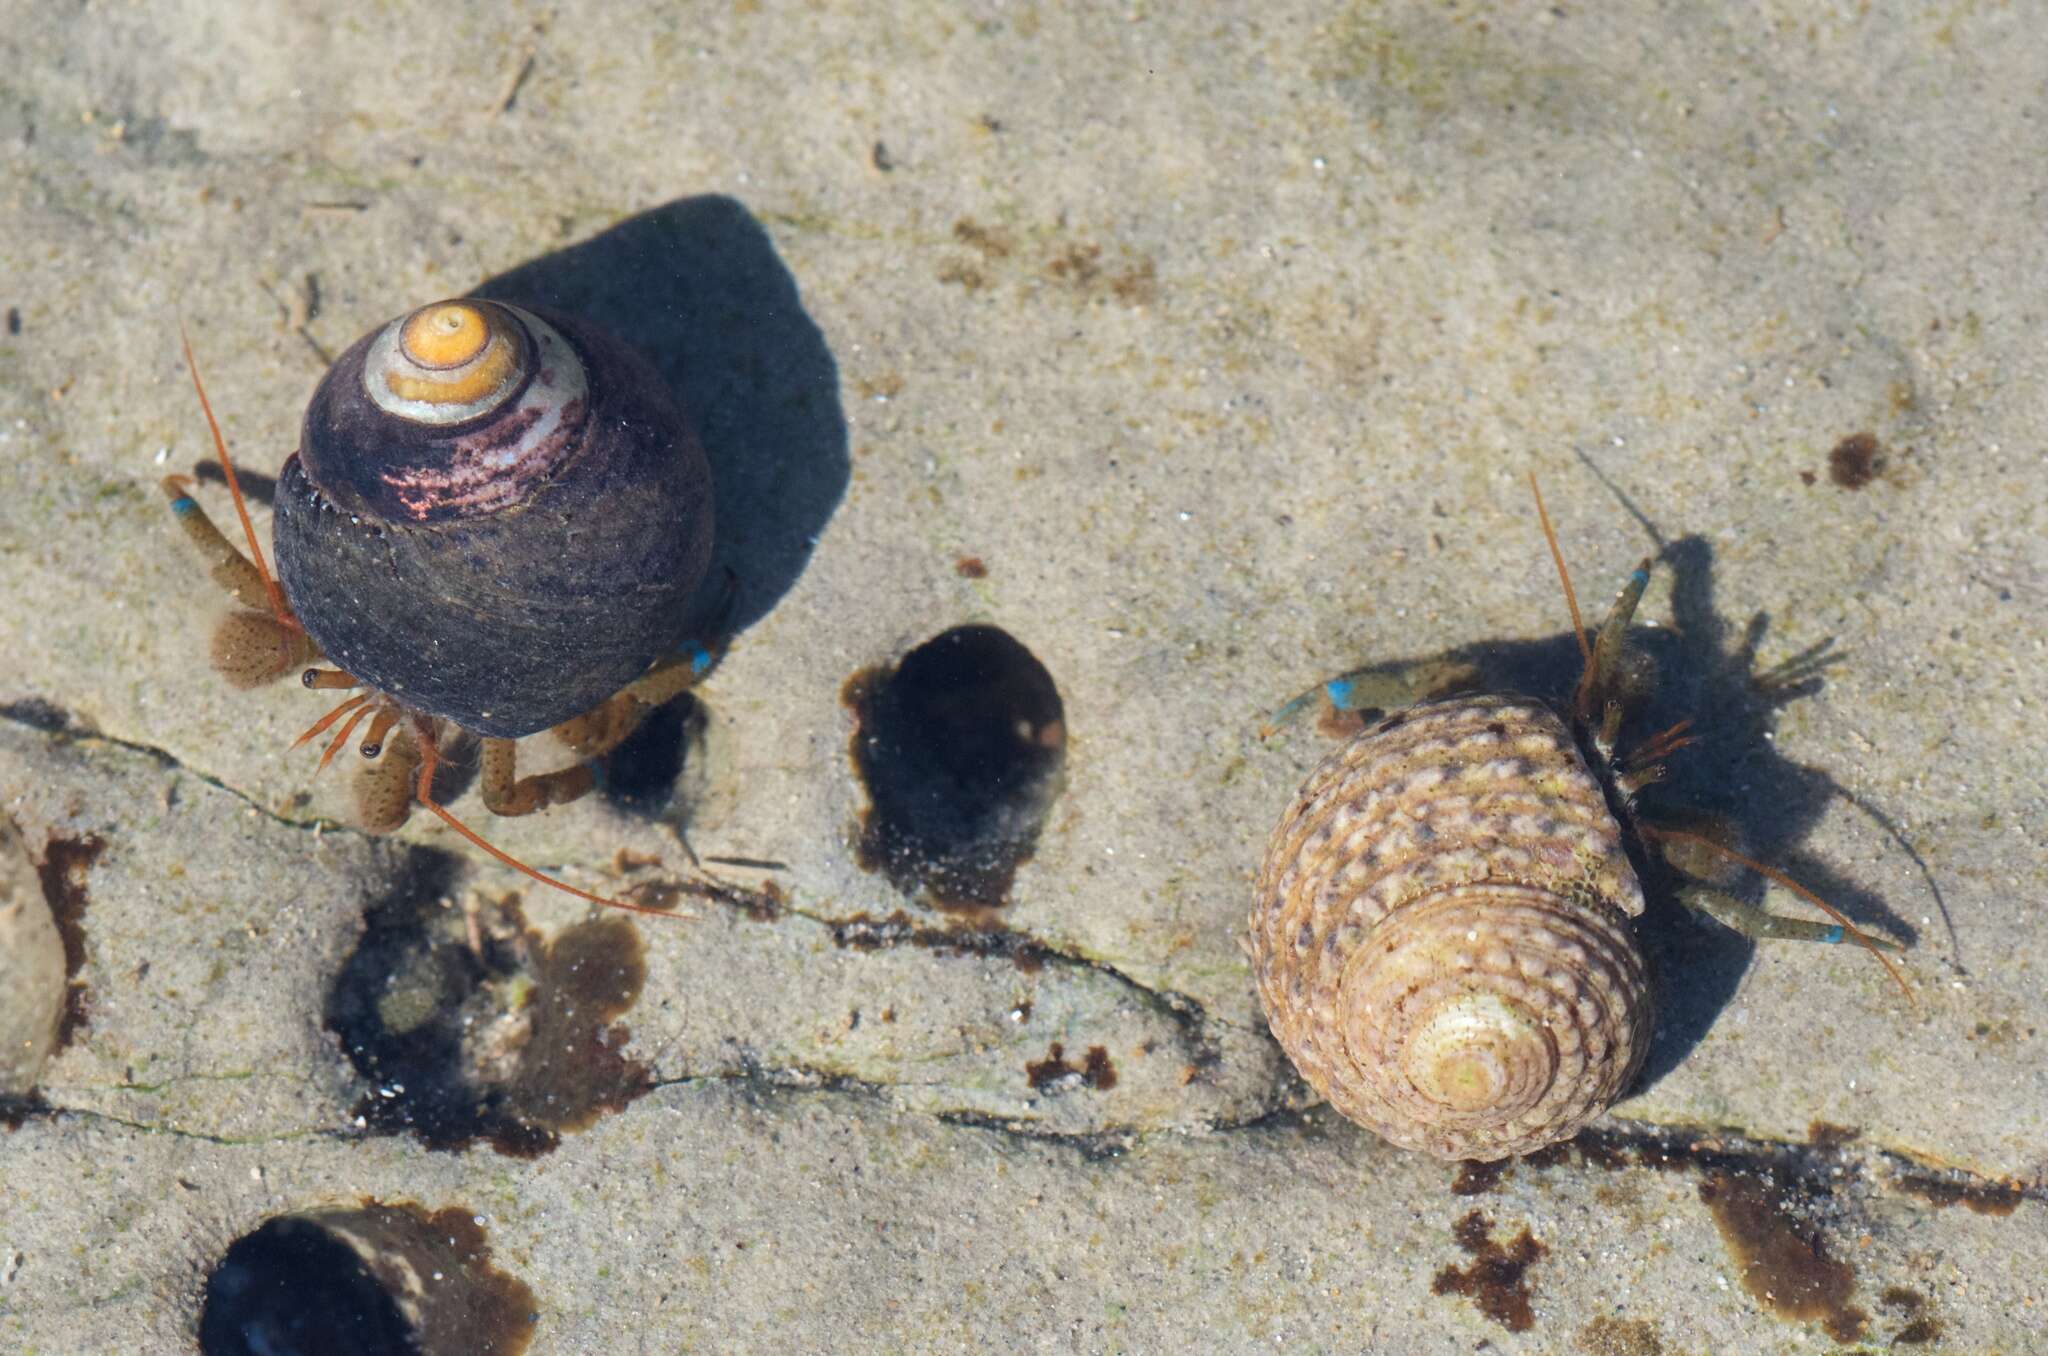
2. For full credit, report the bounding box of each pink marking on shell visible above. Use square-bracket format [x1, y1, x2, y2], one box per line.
[382, 397, 586, 521]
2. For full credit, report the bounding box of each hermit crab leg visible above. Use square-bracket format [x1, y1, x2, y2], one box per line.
[479, 739, 595, 817]
[1257, 657, 1481, 737]
[1625, 718, 1698, 769]
[409, 719, 693, 921]
[160, 475, 276, 614]
[163, 475, 321, 687]
[290, 693, 371, 751]
[167, 333, 327, 688]
[1672, 883, 1896, 947]
[1532, 473, 1654, 729]
[485, 636, 729, 815]
[1642, 824, 1913, 999]
[552, 646, 716, 756]
[1259, 678, 1354, 736]
[1579, 561, 1652, 727]
[316, 703, 376, 772]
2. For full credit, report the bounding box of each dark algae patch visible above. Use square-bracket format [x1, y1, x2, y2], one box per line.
[1699, 1172, 1866, 1342]
[1444, 1124, 2019, 1347]
[1024, 1042, 1116, 1091]
[845, 625, 1066, 910]
[827, 907, 1056, 974]
[1806, 1119, 1860, 1150]
[199, 1199, 536, 1356]
[1527, 1125, 2036, 1216]
[1879, 1285, 1942, 1346]
[326, 868, 652, 1157]
[1827, 432, 1884, 489]
[199, 1214, 411, 1355]
[1896, 1171, 2024, 1216]
[1079, 1045, 1115, 1089]
[1451, 1158, 1510, 1196]
[503, 914, 654, 1135]
[1431, 1209, 1546, 1333]
[38, 832, 105, 1050]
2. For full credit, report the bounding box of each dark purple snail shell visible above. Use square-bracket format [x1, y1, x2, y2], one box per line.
[272, 300, 714, 739]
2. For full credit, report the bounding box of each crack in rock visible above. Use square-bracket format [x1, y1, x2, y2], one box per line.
[8, 702, 2040, 1198]
[7, 702, 1241, 1047]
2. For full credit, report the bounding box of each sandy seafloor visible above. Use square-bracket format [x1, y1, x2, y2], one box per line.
[2, 2, 2046, 1352]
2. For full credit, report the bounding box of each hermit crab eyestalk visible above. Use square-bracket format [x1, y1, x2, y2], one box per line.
[272, 297, 714, 738]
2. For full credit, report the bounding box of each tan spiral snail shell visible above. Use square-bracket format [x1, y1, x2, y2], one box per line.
[1249, 693, 1654, 1161]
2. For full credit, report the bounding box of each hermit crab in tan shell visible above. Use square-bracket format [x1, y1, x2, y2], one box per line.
[1248, 478, 1911, 1161]
[163, 298, 724, 916]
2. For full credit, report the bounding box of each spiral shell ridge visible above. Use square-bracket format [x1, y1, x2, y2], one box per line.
[365, 299, 533, 425]
[1251, 694, 1653, 1160]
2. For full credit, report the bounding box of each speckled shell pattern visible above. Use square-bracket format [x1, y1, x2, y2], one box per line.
[1250, 694, 1654, 1161]
[273, 301, 713, 739]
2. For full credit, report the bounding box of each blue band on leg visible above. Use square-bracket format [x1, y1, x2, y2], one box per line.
[1324, 677, 1354, 709]
[1820, 924, 1843, 944]
[170, 496, 198, 517]
[690, 645, 716, 676]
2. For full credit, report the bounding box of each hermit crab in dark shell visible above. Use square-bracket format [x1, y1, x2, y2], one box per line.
[163, 298, 721, 914]
[1248, 478, 1912, 1161]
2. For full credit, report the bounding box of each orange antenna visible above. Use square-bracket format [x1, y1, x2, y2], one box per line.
[1625, 717, 1699, 769]
[316, 704, 376, 772]
[410, 723, 692, 921]
[291, 693, 371, 750]
[1641, 825, 1913, 1000]
[1529, 473, 1591, 668]
[180, 323, 292, 628]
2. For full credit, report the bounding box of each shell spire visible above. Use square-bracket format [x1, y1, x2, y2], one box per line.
[367, 299, 529, 422]
[335, 298, 592, 523]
